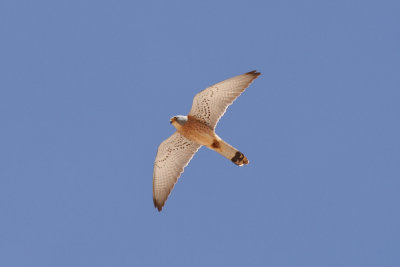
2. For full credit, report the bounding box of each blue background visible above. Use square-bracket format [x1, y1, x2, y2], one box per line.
[1, 0, 399, 266]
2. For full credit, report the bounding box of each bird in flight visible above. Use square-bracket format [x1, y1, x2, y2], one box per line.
[153, 70, 261, 211]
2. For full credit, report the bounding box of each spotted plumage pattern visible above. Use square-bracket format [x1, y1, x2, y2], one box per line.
[190, 70, 261, 129]
[153, 132, 201, 211]
[153, 70, 261, 211]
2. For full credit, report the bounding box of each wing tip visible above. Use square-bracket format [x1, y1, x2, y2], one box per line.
[153, 197, 164, 212]
[246, 70, 261, 77]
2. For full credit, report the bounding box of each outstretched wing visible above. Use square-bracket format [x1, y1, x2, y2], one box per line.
[153, 132, 201, 211]
[189, 70, 261, 129]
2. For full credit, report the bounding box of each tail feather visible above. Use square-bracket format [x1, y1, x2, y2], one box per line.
[210, 138, 249, 166]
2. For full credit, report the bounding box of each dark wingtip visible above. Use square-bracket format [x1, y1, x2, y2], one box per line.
[153, 198, 163, 212]
[246, 70, 261, 77]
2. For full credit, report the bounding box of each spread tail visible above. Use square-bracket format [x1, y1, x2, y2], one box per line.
[210, 138, 249, 166]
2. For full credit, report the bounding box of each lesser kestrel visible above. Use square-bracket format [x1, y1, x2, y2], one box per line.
[153, 70, 261, 211]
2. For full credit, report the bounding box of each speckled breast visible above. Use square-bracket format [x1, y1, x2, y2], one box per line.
[178, 115, 215, 146]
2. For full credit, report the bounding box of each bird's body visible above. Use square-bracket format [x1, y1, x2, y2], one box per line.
[171, 115, 248, 166]
[153, 70, 261, 211]
[171, 115, 214, 147]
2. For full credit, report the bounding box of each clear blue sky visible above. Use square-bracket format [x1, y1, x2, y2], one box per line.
[1, 0, 399, 266]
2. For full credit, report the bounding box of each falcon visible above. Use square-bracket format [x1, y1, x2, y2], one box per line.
[153, 70, 261, 211]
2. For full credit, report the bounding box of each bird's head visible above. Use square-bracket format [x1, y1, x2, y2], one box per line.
[170, 115, 188, 129]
